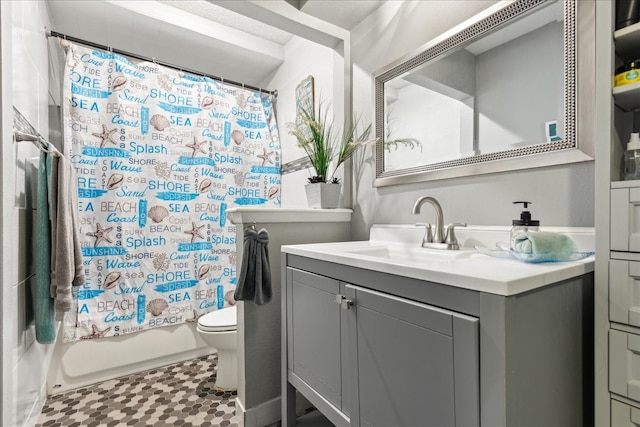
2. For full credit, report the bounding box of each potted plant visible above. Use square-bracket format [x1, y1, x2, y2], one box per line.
[288, 102, 376, 208]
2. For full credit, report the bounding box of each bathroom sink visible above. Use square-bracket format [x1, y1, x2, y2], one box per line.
[340, 244, 478, 265]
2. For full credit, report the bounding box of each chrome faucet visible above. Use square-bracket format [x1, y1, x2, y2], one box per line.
[412, 196, 467, 250]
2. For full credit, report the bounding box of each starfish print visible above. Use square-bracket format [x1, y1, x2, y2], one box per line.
[92, 124, 118, 148]
[86, 222, 114, 247]
[80, 324, 112, 340]
[184, 222, 205, 243]
[257, 148, 274, 166]
[186, 137, 207, 157]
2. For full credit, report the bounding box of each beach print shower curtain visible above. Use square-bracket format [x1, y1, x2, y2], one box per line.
[62, 43, 280, 342]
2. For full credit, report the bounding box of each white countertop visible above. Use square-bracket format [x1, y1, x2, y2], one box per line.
[282, 225, 595, 296]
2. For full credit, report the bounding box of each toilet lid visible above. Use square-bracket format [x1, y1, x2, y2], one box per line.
[198, 305, 237, 332]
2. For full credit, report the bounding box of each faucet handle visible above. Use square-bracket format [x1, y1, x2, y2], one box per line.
[445, 223, 467, 248]
[415, 222, 433, 244]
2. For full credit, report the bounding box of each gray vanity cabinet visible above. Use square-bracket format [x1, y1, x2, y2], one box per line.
[282, 253, 592, 427]
[283, 266, 479, 427]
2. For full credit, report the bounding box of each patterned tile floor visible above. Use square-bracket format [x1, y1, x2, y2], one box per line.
[36, 354, 240, 427]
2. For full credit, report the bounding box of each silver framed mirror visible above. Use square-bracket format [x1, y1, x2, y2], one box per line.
[373, 0, 594, 187]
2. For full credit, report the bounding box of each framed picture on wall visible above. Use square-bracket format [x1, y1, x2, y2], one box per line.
[295, 75, 314, 130]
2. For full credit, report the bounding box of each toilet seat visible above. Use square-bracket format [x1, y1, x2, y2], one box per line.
[198, 305, 237, 332]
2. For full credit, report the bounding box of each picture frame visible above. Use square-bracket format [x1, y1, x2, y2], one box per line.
[295, 75, 314, 131]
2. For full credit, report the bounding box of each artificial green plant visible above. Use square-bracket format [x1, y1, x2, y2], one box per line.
[288, 102, 377, 184]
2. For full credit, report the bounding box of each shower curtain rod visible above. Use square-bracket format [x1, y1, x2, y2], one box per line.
[47, 30, 277, 97]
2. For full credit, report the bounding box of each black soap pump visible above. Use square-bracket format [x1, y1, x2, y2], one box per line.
[510, 201, 540, 249]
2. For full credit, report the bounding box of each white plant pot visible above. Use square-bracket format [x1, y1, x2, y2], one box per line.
[304, 183, 341, 209]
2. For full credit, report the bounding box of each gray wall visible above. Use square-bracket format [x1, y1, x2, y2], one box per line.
[350, 1, 594, 241]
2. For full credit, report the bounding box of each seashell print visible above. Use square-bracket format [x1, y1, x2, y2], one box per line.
[225, 290, 236, 306]
[157, 73, 172, 91]
[153, 252, 170, 271]
[231, 130, 244, 145]
[197, 264, 211, 280]
[150, 114, 170, 131]
[104, 272, 122, 290]
[234, 171, 245, 186]
[154, 161, 171, 179]
[148, 205, 169, 223]
[229, 252, 237, 266]
[81, 324, 111, 340]
[112, 76, 128, 91]
[201, 96, 214, 109]
[106, 173, 125, 190]
[198, 179, 212, 193]
[186, 310, 201, 323]
[267, 186, 279, 199]
[146, 298, 169, 317]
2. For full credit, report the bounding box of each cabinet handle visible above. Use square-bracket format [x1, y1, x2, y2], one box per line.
[335, 294, 353, 310]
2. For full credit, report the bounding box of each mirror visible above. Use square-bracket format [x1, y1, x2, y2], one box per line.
[374, 0, 594, 186]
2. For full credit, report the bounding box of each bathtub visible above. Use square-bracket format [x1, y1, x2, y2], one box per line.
[46, 321, 211, 394]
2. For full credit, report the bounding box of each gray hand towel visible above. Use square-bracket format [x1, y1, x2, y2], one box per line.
[234, 227, 271, 305]
[50, 155, 85, 312]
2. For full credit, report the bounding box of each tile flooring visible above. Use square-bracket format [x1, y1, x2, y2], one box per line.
[35, 354, 239, 427]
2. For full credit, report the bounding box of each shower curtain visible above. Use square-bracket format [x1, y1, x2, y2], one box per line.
[62, 43, 280, 342]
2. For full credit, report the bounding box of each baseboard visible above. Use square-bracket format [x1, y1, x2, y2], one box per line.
[236, 392, 313, 427]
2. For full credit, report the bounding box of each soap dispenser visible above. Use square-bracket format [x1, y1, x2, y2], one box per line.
[624, 132, 640, 180]
[510, 201, 540, 250]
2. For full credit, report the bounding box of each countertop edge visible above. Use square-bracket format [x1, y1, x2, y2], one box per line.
[282, 242, 594, 297]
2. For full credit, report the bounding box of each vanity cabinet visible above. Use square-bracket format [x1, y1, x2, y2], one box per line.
[282, 253, 593, 427]
[286, 268, 480, 426]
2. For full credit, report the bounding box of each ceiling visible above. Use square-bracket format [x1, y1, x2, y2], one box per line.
[46, 0, 386, 87]
[283, 0, 386, 31]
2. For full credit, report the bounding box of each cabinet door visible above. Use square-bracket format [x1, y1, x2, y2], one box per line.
[610, 329, 640, 404]
[610, 259, 640, 327]
[611, 399, 640, 427]
[611, 187, 640, 252]
[288, 268, 344, 410]
[346, 285, 479, 427]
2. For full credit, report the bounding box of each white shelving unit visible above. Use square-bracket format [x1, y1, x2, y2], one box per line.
[597, 3, 640, 426]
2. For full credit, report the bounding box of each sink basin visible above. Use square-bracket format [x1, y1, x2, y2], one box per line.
[341, 244, 478, 265]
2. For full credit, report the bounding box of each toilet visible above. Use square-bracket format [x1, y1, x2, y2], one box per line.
[196, 305, 238, 390]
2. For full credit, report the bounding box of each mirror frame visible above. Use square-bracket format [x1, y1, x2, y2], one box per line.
[373, 0, 594, 187]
